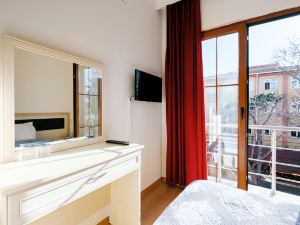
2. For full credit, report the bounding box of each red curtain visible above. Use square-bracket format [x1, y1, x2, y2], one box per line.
[165, 0, 207, 187]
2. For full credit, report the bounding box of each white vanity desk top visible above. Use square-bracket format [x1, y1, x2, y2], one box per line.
[0, 142, 143, 196]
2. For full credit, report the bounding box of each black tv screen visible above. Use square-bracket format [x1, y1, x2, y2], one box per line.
[135, 69, 162, 103]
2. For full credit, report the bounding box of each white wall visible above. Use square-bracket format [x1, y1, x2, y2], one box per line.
[131, 101, 162, 190]
[156, 0, 300, 29]
[161, 1, 300, 177]
[201, 0, 300, 31]
[0, 0, 162, 189]
[14, 48, 74, 135]
[0, 0, 162, 223]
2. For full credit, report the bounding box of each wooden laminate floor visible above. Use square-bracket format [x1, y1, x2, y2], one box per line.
[141, 182, 182, 225]
[100, 182, 182, 225]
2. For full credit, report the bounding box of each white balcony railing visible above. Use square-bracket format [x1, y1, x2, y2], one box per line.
[249, 125, 300, 195]
[206, 123, 300, 195]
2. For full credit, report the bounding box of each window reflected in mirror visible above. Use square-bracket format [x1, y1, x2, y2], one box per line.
[75, 65, 102, 138]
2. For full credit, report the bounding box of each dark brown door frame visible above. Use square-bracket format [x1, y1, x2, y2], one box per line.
[73, 63, 79, 137]
[201, 6, 300, 190]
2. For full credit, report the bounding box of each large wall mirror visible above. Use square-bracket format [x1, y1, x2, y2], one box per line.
[0, 36, 105, 162]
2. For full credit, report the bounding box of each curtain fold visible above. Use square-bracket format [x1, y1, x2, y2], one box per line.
[165, 0, 207, 187]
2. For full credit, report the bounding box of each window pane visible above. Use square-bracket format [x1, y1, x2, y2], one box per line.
[217, 33, 239, 85]
[202, 38, 216, 86]
[265, 82, 270, 90]
[205, 86, 217, 179]
[80, 127, 89, 137]
[218, 86, 238, 128]
[218, 85, 238, 185]
[90, 96, 99, 125]
[79, 95, 90, 127]
[79, 127, 98, 137]
[79, 96, 99, 127]
[203, 34, 239, 187]
[249, 81, 253, 93]
[204, 87, 216, 126]
[93, 127, 99, 137]
[78, 67, 102, 95]
[78, 66, 89, 95]
[89, 68, 102, 95]
[221, 170, 237, 186]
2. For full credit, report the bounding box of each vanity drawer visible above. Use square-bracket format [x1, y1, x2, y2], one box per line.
[7, 152, 140, 225]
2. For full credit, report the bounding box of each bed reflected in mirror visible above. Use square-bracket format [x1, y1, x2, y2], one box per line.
[14, 48, 103, 151]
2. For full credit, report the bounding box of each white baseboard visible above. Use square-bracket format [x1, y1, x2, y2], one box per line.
[77, 204, 110, 225]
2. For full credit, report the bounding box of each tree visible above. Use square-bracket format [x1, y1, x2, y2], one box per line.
[248, 93, 284, 185]
[249, 93, 284, 126]
[273, 38, 300, 81]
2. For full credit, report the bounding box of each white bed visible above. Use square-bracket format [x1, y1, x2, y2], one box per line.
[154, 180, 300, 225]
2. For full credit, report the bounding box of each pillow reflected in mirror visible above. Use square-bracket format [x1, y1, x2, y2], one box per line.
[15, 122, 36, 141]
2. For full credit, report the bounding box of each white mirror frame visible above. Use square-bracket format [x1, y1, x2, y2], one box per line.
[0, 36, 106, 163]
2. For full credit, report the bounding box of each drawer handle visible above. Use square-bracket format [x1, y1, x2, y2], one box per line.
[86, 172, 108, 184]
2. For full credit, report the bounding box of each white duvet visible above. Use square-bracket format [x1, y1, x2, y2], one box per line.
[154, 180, 300, 225]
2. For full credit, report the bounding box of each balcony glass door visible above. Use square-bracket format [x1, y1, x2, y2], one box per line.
[202, 33, 241, 187]
[248, 14, 300, 196]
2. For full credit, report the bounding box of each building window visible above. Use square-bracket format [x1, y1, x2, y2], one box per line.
[290, 77, 300, 89]
[264, 130, 272, 136]
[264, 79, 277, 90]
[247, 128, 252, 134]
[291, 131, 300, 138]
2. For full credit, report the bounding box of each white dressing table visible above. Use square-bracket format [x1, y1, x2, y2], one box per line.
[0, 142, 143, 225]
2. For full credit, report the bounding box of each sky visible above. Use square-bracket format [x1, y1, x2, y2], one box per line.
[249, 14, 300, 67]
[202, 14, 300, 76]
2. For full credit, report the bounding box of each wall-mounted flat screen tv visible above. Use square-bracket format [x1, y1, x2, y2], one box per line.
[135, 69, 162, 103]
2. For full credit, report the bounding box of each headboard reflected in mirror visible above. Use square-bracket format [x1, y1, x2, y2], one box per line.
[15, 113, 70, 147]
[0, 35, 105, 162]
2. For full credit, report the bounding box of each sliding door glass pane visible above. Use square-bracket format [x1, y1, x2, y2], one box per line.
[203, 32, 239, 187]
[205, 87, 217, 178]
[217, 33, 239, 85]
[218, 86, 238, 182]
[248, 15, 300, 196]
[218, 86, 238, 134]
[202, 38, 216, 86]
[205, 87, 216, 127]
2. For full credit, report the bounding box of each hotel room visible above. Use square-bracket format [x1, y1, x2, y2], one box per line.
[0, 0, 299, 225]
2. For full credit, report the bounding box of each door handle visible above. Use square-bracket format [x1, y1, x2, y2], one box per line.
[240, 107, 245, 120]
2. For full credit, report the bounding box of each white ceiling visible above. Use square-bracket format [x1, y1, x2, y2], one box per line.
[154, 0, 182, 9]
